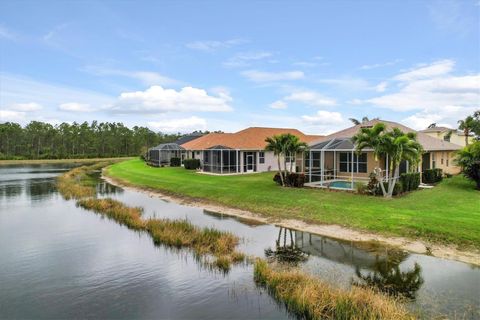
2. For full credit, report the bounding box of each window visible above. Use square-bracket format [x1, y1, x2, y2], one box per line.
[432, 153, 436, 169]
[443, 135, 450, 142]
[339, 152, 367, 173]
[259, 151, 265, 164]
[204, 151, 209, 163]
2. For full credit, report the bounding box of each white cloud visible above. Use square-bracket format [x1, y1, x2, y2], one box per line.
[241, 70, 304, 82]
[269, 100, 288, 109]
[368, 74, 480, 111]
[83, 66, 178, 86]
[301, 110, 349, 134]
[292, 62, 317, 68]
[147, 116, 207, 133]
[0, 110, 26, 122]
[403, 105, 476, 130]
[393, 59, 455, 81]
[185, 38, 248, 52]
[59, 102, 96, 112]
[111, 85, 233, 114]
[223, 51, 273, 68]
[360, 59, 402, 70]
[10, 102, 43, 111]
[284, 90, 337, 107]
[318, 76, 372, 91]
[301, 110, 344, 125]
[375, 81, 388, 92]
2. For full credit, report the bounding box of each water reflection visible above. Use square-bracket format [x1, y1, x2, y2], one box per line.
[354, 256, 424, 299]
[265, 227, 308, 265]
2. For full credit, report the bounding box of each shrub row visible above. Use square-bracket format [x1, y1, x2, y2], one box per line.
[183, 158, 201, 170]
[273, 172, 306, 188]
[422, 168, 443, 184]
[170, 157, 181, 167]
[399, 172, 421, 193]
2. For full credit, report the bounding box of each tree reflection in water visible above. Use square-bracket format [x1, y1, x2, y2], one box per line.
[354, 252, 424, 299]
[265, 227, 309, 265]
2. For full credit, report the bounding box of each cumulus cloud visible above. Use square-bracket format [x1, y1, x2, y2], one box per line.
[241, 70, 304, 82]
[59, 102, 96, 112]
[10, 102, 43, 111]
[301, 110, 349, 134]
[284, 90, 337, 107]
[147, 116, 207, 133]
[366, 59, 479, 129]
[301, 110, 345, 125]
[185, 38, 248, 52]
[111, 85, 233, 114]
[0, 110, 26, 122]
[269, 100, 288, 109]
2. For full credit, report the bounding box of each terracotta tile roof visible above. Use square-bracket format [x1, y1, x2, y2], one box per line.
[180, 127, 323, 150]
[308, 119, 462, 151]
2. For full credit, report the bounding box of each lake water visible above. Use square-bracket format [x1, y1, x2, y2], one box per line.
[0, 164, 479, 319]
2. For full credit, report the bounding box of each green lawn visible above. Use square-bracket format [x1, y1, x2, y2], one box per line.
[106, 159, 480, 249]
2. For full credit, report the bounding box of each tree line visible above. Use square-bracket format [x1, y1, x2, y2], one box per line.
[0, 121, 186, 160]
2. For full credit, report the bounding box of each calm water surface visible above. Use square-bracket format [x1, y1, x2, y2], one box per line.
[0, 164, 479, 319]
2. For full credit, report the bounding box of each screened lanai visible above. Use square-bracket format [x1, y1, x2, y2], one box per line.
[148, 143, 186, 166]
[305, 138, 376, 190]
[202, 146, 241, 174]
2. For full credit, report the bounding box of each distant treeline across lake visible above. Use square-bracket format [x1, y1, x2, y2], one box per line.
[0, 121, 190, 160]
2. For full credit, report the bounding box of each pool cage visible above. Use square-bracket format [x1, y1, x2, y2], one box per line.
[305, 138, 373, 190]
[202, 146, 241, 174]
[148, 143, 186, 166]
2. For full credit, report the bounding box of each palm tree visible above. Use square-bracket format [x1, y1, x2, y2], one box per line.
[458, 116, 475, 146]
[285, 134, 308, 173]
[265, 135, 286, 186]
[349, 116, 380, 126]
[352, 123, 423, 198]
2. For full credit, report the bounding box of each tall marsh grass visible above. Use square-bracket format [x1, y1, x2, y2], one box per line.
[254, 259, 415, 320]
[57, 162, 111, 199]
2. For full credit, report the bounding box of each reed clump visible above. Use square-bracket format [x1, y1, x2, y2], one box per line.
[57, 162, 111, 199]
[145, 219, 245, 270]
[254, 259, 415, 320]
[77, 198, 144, 230]
[60, 163, 245, 271]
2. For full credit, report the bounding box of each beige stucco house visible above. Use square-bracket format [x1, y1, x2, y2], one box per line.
[304, 120, 463, 189]
[419, 126, 474, 147]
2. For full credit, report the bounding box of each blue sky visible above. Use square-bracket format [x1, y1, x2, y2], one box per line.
[0, 0, 479, 134]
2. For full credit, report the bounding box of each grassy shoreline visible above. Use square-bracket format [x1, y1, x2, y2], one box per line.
[57, 162, 245, 271]
[105, 159, 480, 249]
[0, 157, 134, 166]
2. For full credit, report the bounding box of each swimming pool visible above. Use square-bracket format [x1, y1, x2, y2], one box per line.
[328, 180, 355, 189]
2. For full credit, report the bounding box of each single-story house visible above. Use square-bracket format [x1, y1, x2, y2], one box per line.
[147, 133, 203, 166]
[304, 120, 463, 189]
[180, 127, 322, 174]
[419, 126, 474, 147]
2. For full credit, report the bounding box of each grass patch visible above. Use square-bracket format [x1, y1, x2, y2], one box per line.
[105, 159, 480, 249]
[254, 259, 414, 320]
[77, 197, 245, 271]
[57, 162, 112, 199]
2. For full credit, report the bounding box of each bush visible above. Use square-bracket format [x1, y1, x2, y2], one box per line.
[273, 172, 305, 188]
[355, 182, 368, 195]
[422, 168, 443, 184]
[170, 157, 181, 167]
[399, 172, 421, 192]
[184, 158, 201, 170]
[366, 172, 379, 195]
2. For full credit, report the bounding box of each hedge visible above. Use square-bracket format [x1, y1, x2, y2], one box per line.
[273, 172, 306, 188]
[170, 157, 181, 167]
[422, 168, 443, 184]
[184, 159, 201, 170]
[399, 172, 421, 192]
